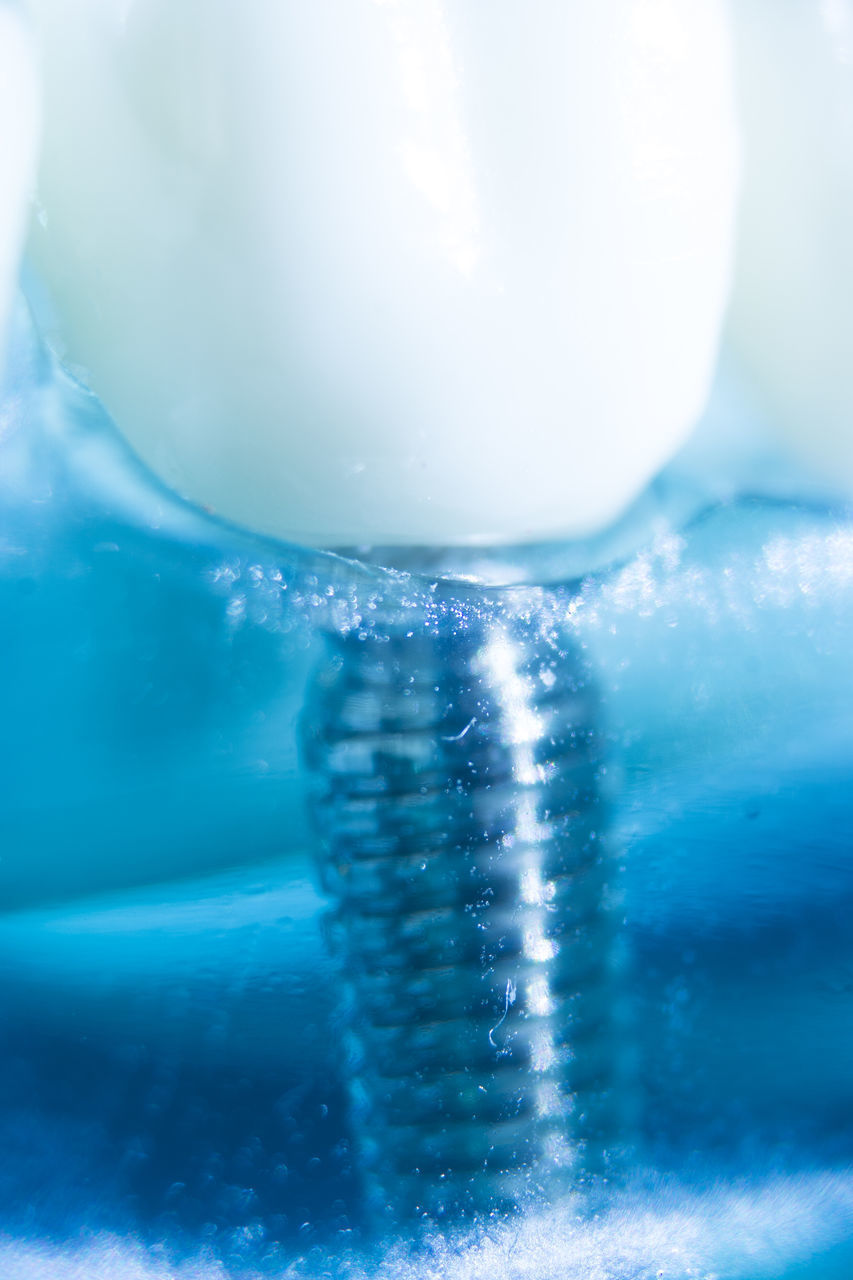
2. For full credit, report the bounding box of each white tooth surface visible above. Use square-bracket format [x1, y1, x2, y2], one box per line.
[27, 1, 738, 548]
[728, 1, 853, 497]
[0, 5, 38, 372]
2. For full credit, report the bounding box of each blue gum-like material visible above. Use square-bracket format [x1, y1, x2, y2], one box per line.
[2, 301, 853, 1273]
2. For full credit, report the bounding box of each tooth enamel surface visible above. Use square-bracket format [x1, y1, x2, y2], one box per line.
[729, 2, 853, 496]
[27, 0, 738, 547]
[0, 6, 38, 369]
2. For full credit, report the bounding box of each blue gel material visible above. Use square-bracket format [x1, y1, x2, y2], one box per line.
[2, 301, 853, 1274]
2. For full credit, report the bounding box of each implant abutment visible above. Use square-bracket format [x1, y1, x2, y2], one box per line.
[301, 600, 620, 1220]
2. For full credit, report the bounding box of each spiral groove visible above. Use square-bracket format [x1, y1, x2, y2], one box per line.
[301, 611, 618, 1221]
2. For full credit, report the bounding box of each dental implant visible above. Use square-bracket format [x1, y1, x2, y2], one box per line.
[23, 0, 741, 1229]
[301, 589, 619, 1221]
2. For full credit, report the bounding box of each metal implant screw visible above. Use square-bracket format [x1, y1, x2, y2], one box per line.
[301, 596, 620, 1223]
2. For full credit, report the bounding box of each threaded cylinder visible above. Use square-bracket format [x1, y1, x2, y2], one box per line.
[301, 606, 619, 1222]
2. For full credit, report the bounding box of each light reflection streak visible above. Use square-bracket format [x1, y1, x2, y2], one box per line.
[477, 624, 566, 1121]
[373, 0, 483, 276]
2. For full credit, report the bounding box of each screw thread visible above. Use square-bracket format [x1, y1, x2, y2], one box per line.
[302, 611, 620, 1221]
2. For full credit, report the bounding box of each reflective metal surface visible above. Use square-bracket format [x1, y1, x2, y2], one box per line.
[303, 609, 620, 1220]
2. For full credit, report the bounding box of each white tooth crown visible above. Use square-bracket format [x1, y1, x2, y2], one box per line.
[27, 0, 739, 548]
[729, 0, 853, 496]
[0, 5, 38, 371]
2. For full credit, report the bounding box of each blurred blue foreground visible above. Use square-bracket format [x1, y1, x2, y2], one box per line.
[2, 302, 853, 1278]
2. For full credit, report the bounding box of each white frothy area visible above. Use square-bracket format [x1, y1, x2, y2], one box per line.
[2, 1173, 853, 1279]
